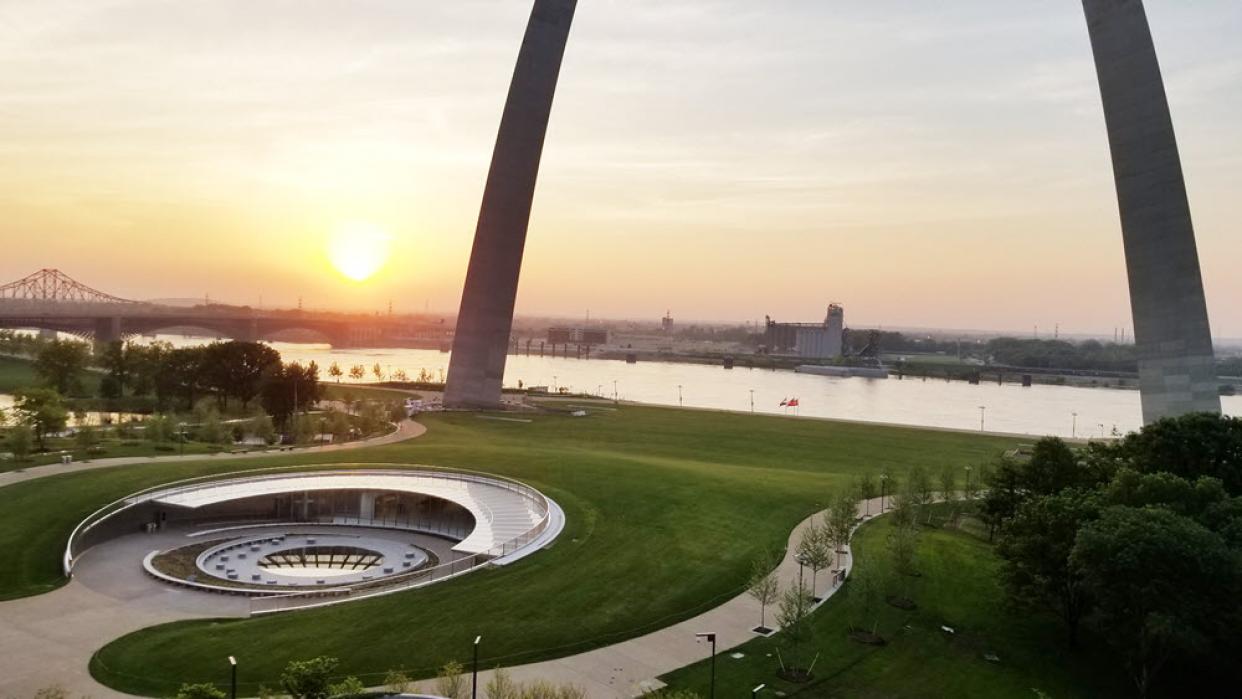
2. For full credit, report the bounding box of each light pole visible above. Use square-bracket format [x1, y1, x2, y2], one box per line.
[1099, 423, 1105, 438]
[978, 405, 986, 432]
[179, 422, 186, 456]
[678, 384, 683, 407]
[612, 379, 618, 401]
[597, 384, 603, 397]
[880, 473, 889, 512]
[749, 389, 754, 413]
[695, 632, 717, 699]
[472, 635, 481, 699]
[1072, 411, 1078, 438]
[228, 656, 237, 699]
[553, 375, 558, 392]
[752, 684, 766, 699]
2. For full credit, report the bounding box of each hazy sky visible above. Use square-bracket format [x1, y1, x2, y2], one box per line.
[2, 1, 1239, 336]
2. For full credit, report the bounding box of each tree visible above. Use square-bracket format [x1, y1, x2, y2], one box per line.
[434, 660, 466, 699]
[845, 566, 885, 638]
[484, 668, 516, 699]
[14, 388, 69, 450]
[938, 465, 958, 524]
[776, 581, 815, 673]
[391, 368, 409, 382]
[963, 465, 981, 502]
[996, 491, 1099, 646]
[746, 552, 780, 632]
[348, 364, 365, 381]
[281, 656, 340, 699]
[74, 425, 98, 455]
[326, 676, 365, 698]
[1071, 507, 1242, 698]
[371, 363, 384, 381]
[202, 341, 281, 409]
[249, 411, 277, 445]
[144, 414, 173, 443]
[328, 362, 343, 383]
[174, 684, 226, 699]
[97, 341, 128, 398]
[198, 411, 229, 446]
[796, 523, 832, 598]
[907, 464, 934, 523]
[980, 457, 1024, 540]
[886, 520, 920, 605]
[825, 491, 859, 571]
[33, 339, 89, 395]
[1109, 412, 1242, 495]
[8, 424, 33, 461]
[857, 472, 879, 515]
[261, 361, 322, 427]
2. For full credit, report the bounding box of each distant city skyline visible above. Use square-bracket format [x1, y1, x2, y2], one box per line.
[3, 1, 1241, 335]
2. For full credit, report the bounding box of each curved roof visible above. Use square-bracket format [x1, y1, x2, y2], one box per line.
[134, 470, 549, 555]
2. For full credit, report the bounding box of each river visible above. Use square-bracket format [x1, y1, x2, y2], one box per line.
[6, 336, 1239, 438]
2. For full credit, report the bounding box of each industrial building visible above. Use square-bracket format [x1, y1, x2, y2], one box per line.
[764, 304, 845, 359]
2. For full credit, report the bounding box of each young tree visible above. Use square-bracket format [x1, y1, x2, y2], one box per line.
[857, 471, 879, 515]
[198, 411, 229, 446]
[97, 341, 129, 397]
[392, 367, 409, 382]
[938, 465, 958, 525]
[383, 669, 411, 695]
[174, 684, 226, 699]
[371, 363, 384, 381]
[776, 581, 815, 673]
[14, 388, 69, 450]
[74, 425, 98, 455]
[328, 362, 343, 383]
[249, 410, 277, 445]
[434, 660, 466, 699]
[796, 523, 832, 599]
[907, 464, 935, 523]
[963, 465, 981, 502]
[144, 414, 172, 443]
[326, 676, 365, 698]
[280, 656, 340, 699]
[33, 339, 90, 395]
[8, 424, 33, 462]
[348, 364, 365, 381]
[826, 491, 859, 571]
[484, 667, 516, 699]
[997, 491, 1099, 647]
[746, 552, 780, 632]
[880, 466, 899, 512]
[845, 566, 885, 638]
[886, 521, 920, 605]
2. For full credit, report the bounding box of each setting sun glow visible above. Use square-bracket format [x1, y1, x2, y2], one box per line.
[328, 222, 392, 282]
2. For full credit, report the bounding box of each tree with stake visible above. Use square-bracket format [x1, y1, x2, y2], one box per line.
[776, 581, 815, 681]
[886, 520, 920, 609]
[328, 362, 343, 383]
[746, 553, 780, 633]
[845, 566, 886, 644]
[349, 364, 365, 381]
[826, 491, 859, 572]
[796, 523, 831, 600]
[908, 464, 935, 523]
[938, 464, 958, 526]
[857, 472, 878, 515]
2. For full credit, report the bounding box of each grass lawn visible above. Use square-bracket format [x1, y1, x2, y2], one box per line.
[659, 509, 1130, 698]
[1, 404, 1017, 695]
[321, 382, 423, 402]
[0, 434, 225, 473]
[0, 355, 101, 396]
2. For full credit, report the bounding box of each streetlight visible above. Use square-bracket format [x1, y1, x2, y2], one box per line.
[1072, 411, 1078, 438]
[978, 405, 986, 432]
[612, 379, 618, 401]
[694, 632, 717, 699]
[880, 473, 889, 512]
[472, 635, 481, 699]
[179, 422, 186, 456]
[1099, 423, 1105, 438]
[678, 384, 683, 407]
[752, 684, 766, 699]
[228, 656, 237, 699]
[749, 389, 754, 413]
[597, 384, 603, 397]
[553, 375, 558, 392]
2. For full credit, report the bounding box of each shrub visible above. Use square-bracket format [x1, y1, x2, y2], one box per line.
[174, 683, 227, 699]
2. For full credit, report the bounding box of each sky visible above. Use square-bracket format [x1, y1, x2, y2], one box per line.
[1, 0, 1240, 336]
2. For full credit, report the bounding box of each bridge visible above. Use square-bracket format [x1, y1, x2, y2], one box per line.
[0, 269, 451, 348]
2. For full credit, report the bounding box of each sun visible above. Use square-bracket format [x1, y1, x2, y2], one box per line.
[328, 222, 392, 281]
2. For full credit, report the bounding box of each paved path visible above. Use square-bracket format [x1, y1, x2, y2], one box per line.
[407, 497, 887, 699]
[0, 419, 426, 699]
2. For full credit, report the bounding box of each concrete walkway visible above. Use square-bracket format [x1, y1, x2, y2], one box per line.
[0, 419, 426, 699]
[407, 497, 887, 699]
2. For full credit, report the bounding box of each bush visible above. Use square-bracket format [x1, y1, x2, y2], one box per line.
[174, 683, 227, 699]
[327, 675, 365, 698]
[281, 656, 340, 699]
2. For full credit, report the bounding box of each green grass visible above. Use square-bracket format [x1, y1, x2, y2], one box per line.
[659, 510, 1129, 698]
[0, 355, 101, 396]
[321, 383, 422, 402]
[0, 405, 1014, 695]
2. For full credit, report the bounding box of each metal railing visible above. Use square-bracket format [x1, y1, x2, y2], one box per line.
[63, 464, 552, 578]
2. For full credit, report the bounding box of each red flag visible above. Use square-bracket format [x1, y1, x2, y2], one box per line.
[788, 398, 800, 407]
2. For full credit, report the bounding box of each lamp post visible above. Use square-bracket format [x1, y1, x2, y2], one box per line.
[612, 379, 618, 401]
[1072, 411, 1078, 438]
[553, 375, 558, 392]
[752, 683, 766, 699]
[472, 635, 481, 699]
[695, 632, 717, 699]
[880, 473, 889, 512]
[678, 384, 683, 407]
[749, 389, 754, 413]
[978, 405, 986, 432]
[228, 656, 237, 699]
[179, 422, 186, 456]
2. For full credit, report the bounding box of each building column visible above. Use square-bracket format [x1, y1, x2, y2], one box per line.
[1082, 0, 1221, 423]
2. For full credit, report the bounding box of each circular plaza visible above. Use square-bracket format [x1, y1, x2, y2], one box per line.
[65, 467, 565, 613]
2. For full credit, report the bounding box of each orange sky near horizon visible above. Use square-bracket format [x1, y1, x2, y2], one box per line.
[2, 1, 1240, 337]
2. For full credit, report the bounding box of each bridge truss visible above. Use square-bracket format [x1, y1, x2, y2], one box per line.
[0, 269, 138, 304]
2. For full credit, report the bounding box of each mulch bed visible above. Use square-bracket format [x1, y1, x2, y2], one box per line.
[849, 630, 887, 646]
[886, 595, 917, 610]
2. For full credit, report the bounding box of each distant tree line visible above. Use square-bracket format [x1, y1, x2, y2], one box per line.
[981, 413, 1242, 698]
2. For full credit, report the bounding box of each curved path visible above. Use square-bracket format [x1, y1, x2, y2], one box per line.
[405, 496, 886, 698]
[0, 419, 426, 699]
[0, 415, 883, 699]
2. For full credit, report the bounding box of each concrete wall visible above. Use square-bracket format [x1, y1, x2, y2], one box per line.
[1083, 0, 1221, 423]
[444, 0, 579, 408]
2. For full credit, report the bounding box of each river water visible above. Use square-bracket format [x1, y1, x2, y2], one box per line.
[7, 336, 1240, 439]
